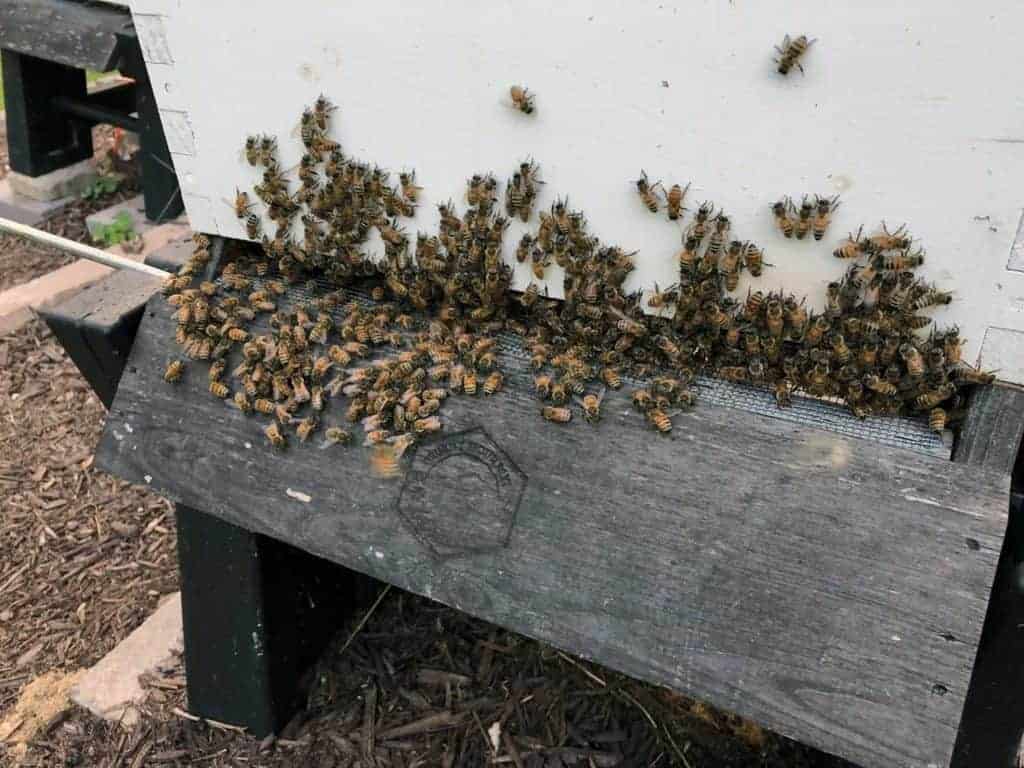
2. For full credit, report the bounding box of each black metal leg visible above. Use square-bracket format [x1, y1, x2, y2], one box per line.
[176, 504, 378, 736]
[1, 49, 93, 176]
[952, 490, 1024, 767]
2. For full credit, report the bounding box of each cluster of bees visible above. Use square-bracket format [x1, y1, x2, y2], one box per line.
[771, 195, 840, 240]
[159, 95, 990, 463]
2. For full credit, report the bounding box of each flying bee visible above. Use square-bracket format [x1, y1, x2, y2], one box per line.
[635, 171, 662, 213]
[690, 201, 715, 241]
[774, 34, 815, 76]
[812, 194, 840, 240]
[541, 405, 572, 423]
[771, 200, 795, 238]
[793, 196, 813, 240]
[509, 84, 535, 114]
[666, 182, 690, 220]
[164, 360, 184, 383]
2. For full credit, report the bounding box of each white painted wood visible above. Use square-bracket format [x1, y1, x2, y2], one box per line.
[130, 0, 1024, 382]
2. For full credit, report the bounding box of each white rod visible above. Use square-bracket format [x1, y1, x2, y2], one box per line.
[0, 216, 172, 279]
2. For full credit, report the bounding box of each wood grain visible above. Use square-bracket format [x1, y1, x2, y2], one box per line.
[0, 0, 130, 71]
[97, 298, 1011, 768]
[954, 383, 1024, 475]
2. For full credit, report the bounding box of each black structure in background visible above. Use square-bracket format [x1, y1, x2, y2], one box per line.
[0, 0, 182, 221]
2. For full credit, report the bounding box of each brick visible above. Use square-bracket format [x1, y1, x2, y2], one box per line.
[0, 179, 74, 226]
[70, 593, 183, 727]
[0, 221, 187, 335]
[8, 159, 97, 202]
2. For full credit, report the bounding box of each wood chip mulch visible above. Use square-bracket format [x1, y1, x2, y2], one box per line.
[0, 320, 179, 724]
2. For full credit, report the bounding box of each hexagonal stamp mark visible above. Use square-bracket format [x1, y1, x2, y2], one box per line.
[396, 427, 527, 559]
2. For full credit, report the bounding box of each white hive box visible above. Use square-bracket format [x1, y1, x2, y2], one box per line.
[129, 0, 1024, 382]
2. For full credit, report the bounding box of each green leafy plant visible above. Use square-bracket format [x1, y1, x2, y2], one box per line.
[80, 174, 123, 201]
[89, 211, 136, 247]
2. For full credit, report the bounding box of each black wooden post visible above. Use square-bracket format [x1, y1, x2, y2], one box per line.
[176, 505, 377, 735]
[114, 33, 183, 223]
[951, 386, 1024, 767]
[1, 49, 93, 176]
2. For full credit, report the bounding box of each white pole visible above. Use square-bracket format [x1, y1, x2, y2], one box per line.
[0, 216, 172, 279]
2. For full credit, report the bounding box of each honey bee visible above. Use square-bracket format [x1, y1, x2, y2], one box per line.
[208, 359, 226, 382]
[635, 171, 662, 213]
[743, 242, 765, 277]
[541, 405, 572, 423]
[533, 374, 553, 399]
[516, 234, 534, 263]
[793, 196, 813, 240]
[774, 34, 815, 76]
[254, 398, 275, 415]
[399, 171, 422, 202]
[233, 189, 253, 220]
[774, 379, 794, 408]
[599, 367, 622, 390]
[812, 194, 840, 240]
[915, 383, 956, 410]
[876, 249, 925, 271]
[509, 84, 535, 114]
[264, 423, 286, 450]
[575, 389, 604, 423]
[929, 408, 947, 433]
[324, 426, 351, 446]
[666, 182, 690, 220]
[414, 416, 442, 434]
[164, 360, 184, 383]
[677, 235, 701, 274]
[865, 374, 898, 396]
[483, 371, 504, 395]
[832, 226, 866, 259]
[631, 389, 654, 411]
[953, 366, 996, 385]
[771, 200, 794, 239]
[869, 222, 912, 252]
[233, 391, 253, 413]
[245, 212, 261, 240]
[647, 282, 679, 312]
[295, 417, 319, 443]
[646, 409, 673, 433]
[690, 202, 715, 241]
[463, 370, 478, 395]
[226, 328, 249, 343]
[209, 381, 230, 398]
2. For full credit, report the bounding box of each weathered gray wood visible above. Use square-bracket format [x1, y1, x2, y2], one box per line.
[0, 0, 131, 72]
[97, 298, 1011, 768]
[954, 383, 1024, 475]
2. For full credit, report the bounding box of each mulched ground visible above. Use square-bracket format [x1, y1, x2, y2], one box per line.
[0, 125, 139, 293]
[0, 321, 179, 720]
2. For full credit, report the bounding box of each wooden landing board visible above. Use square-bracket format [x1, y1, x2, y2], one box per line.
[97, 299, 1010, 768]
